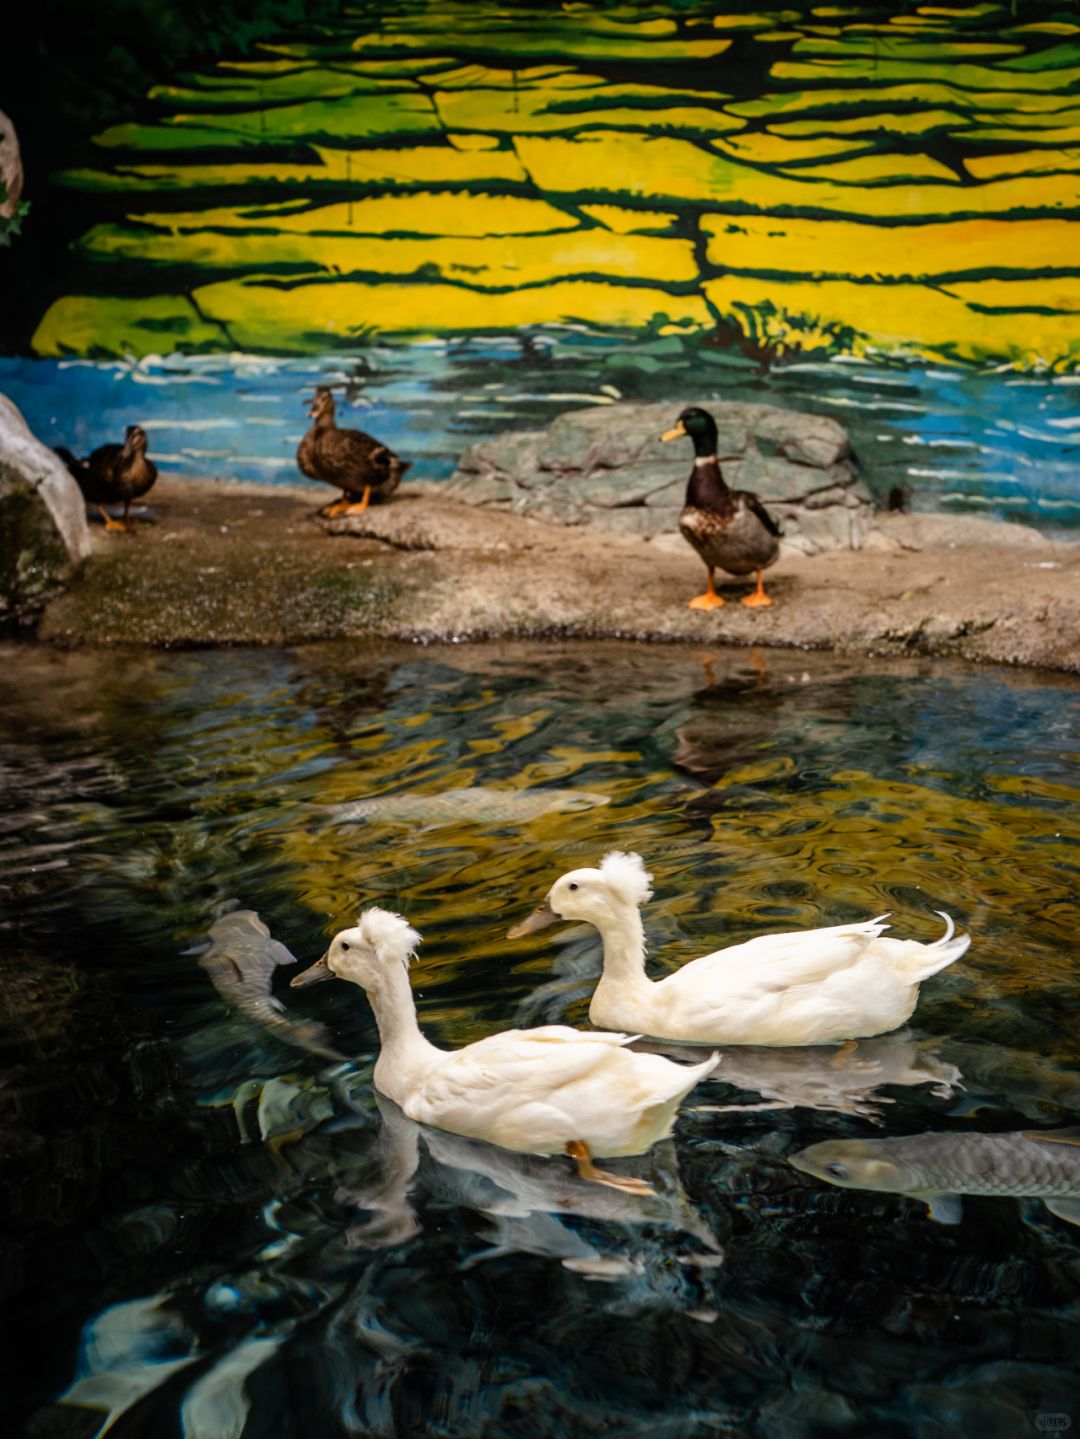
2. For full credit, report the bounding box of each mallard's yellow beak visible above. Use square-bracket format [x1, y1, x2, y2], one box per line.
[507, 899, 560, 939]
[660, 420, 686, 443]
[291, 951, 334, 988]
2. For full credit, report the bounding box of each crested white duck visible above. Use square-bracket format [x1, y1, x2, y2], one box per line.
[508, 852, 970, 1047]
[291, 907, 715, 1193]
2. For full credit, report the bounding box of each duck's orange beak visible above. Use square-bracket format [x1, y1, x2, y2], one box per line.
[660, 420, 686, 443]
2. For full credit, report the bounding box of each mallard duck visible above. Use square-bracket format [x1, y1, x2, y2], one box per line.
[297, 388, 409, 517]
[56, 425, 157, 532]
[290, 907, 715, 1193]
[508, 852, 970, 1046]
[660, 406, 781, 610]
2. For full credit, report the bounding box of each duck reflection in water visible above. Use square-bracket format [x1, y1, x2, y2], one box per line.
[790, 1127, 1080, 1227]
[332, 1093, 724, 1279]
[641, 1030, 962, 1122]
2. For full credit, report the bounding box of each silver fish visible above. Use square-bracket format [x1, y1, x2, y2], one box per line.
[200, 910, 344, 1062]
[790, 1127, 1080, 1226]
[322, 785, 609, 827]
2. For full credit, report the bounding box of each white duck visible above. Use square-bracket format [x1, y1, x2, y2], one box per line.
[291, 908, 715, 1194]
[508, 852, 970, 1047]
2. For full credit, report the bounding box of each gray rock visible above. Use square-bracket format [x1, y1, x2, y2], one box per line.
[450, 397, 870, 550]
[0, 393, 90, 618]
[321, 490, 542, 550]
[452, 430, 546, 486]
[588, 506, 685, 536]
[442, 471, 517, 508]
[0, 111, 23, 221]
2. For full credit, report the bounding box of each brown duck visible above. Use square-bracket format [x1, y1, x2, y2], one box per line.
[56, 425, 157, 532]
[297, 388, 409, 516]
[660, 406, 781, 610]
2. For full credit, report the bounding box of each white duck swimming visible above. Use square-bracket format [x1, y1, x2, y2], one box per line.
[291, 907, 715, 1193]
[508, 852, 970, 1047]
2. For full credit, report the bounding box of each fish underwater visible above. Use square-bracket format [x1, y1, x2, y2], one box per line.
[200, 910, 344, 1062]
[790, 1127, 1080, 1226]
[321, 785, 610, 827]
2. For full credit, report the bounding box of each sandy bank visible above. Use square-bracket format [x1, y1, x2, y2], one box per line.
[29, 477, 1078, 674]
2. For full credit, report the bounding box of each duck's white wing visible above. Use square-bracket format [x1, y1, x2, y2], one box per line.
[663, 917, 892, 1003]
[402, 1027, 695, 1153]
[403, 1027, 628, 1126]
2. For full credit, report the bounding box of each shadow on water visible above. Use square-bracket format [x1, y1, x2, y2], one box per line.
[2, 641, 1080, 1436]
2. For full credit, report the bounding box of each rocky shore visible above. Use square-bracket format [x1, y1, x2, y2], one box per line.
[32, 476, 1079, 674]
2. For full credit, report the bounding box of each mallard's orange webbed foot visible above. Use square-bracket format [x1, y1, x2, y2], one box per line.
[565, 1140, 655, 1196]
[342, 485, 372, 516]
[741, 570, 773, 608]
[688, 572, 724, 611]
[321, 496, 351, 518]
[99, 505, 127, 533]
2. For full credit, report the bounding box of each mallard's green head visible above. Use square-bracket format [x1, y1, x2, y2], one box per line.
[660, 407, 718, 459]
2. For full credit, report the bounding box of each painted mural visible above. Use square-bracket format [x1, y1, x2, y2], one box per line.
[24, 0, 1080, 370]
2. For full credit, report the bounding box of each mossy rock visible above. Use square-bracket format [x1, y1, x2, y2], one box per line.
[0, 395, 90, 621]
[0, 467, 78, 619]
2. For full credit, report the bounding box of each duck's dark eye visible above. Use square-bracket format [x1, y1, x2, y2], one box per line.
[568, 883, 578, 892]
[825, 1163, 847, 1179]
[340, 941, 350, 952]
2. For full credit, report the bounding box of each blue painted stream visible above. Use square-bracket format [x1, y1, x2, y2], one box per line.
[3, 331, 1078, 529]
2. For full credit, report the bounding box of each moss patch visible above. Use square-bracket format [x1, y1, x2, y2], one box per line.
[0, 468, 76, 620]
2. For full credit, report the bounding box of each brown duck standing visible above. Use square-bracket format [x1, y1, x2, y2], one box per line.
[56, 425, 157, 532]
[660, 406, 781, 610]
[297, 388, 409, 516]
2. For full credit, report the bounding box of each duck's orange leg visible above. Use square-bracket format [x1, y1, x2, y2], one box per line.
[341, 485, 372, 516]
[566, 1140, 655, 1196]
[741, 570, 773, 608]
[321, 494, 352, 518]
[688, 570, 724, 612]
[98, 504, 127, 533]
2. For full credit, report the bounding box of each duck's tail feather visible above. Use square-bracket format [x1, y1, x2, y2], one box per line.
[905, 911, 970, 981]
[54, 446, 85, 474]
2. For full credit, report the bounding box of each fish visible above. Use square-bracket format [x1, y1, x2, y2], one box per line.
[200, 910, 345, 1062]
[790, 1127, 1080, 1226]
[321, 785, 610, 827]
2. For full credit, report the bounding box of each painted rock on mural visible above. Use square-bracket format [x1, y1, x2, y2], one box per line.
[446, 399, 871, 553]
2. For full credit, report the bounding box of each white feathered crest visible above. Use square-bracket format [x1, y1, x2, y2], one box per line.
[358, 908, 421, 970]
[600, 851, 653, 907]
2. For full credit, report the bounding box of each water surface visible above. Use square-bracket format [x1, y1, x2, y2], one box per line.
[3, 641, 1080, 1436]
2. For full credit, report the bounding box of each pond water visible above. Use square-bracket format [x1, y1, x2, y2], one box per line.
[3, 335, 1080, 531]
[3, 640, 1080, 1436]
